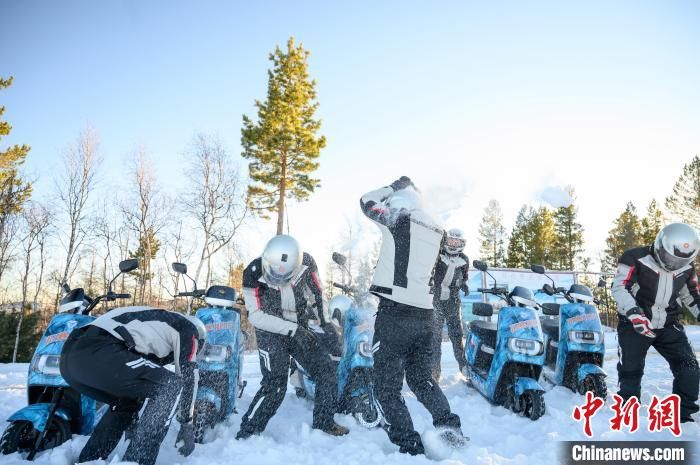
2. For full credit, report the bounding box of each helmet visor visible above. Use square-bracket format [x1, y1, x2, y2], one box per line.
[656, 246, 692, 271]
[445, 237, 465, 252]
[263, 263, 296, 286]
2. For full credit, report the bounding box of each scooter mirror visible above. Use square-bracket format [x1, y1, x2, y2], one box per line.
[119, 259, 139, 273]
[530, 264, 546, 274]
[597, 278, 606, 288]
[172, 262, 188, 275]
[472, 260, 488, 272]
[543, 283, 555, 295]
[332, 252, 347, 267]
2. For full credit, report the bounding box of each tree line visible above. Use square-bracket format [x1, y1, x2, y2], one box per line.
[0, 37, 325, 361]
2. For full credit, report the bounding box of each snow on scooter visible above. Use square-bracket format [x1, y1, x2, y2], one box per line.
[0, 259, 138, 459]
[172, 262, 246, 443]
[291, 252, 383, 428]
[530, 264, 607, 398]
[465, 260, 547, 420]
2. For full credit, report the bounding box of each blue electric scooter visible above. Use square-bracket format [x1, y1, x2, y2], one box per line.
[171, 263, 246, 442]
[292, 252, 383, 428]
[0, 259, 138, 459]
[465, 260, 547, 420]
[530, 265, 607, 398]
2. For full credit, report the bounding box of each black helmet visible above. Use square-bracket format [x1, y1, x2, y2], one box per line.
[568, 284, 594, 303]
[509, 286, 536, 308]
[59, 289, 92, 314]
[204, 285, 237, 308]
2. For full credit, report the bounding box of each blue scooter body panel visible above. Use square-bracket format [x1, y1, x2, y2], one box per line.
[551, 303, 605, 386]
[467, 306, 545, 402]
[514, 377, 544, 396]
[337, 306, 375, 398]
[8, 404, 71, 433]
[195, 307, 243, 417]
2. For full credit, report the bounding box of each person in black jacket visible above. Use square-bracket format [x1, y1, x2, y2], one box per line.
[611, 223, 700, 422]
[361, 177, 465, 455]
[236, 234, 347, 439]
[431, 228, 469, 381]
[60, 308, 206, 465]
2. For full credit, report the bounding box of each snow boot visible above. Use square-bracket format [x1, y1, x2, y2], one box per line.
[437, 427, 469, 449]
[317, 422, 349, 436]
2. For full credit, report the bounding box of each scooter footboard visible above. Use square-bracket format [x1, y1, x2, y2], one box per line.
[514, 377, 544, 397]
[577, 363, 606, 384]
[8, 404, 71, 432]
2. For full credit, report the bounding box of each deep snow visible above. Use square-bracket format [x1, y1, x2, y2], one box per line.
[0, 327, 698, 465]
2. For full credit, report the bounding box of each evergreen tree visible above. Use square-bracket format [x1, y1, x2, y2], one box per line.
[241, 37, 326, 234]
[665, 155, 700, 229]
[553, 188, 584, 270]
[0, 310, 40, 363]
[506, 206, 532, 268]
[604, 202, 642, 270]
[478, 199, 506, 267]
[640, 199, 664, 246]
[528, 206, 557, 269]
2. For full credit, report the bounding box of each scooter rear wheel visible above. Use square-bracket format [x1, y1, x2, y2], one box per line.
[352, 399, 383, 429]
[580, 374, 607, 400]
[0, 418, 71, 455]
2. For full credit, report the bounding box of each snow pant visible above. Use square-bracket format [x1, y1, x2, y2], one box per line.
[373, 299, 461, 455]
[238, 328, 338, 436]
[617, 319, 700, 419]
[431, 298, 467, 380]
[60, 326, 183, 465]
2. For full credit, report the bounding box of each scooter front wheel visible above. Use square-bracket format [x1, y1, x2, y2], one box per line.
[193, 402, 219, 444]
[352, 400, 383, 429]
[579, 374, 607, 400]
[0, 418, 71, 455]
[517, 390, 545, 421]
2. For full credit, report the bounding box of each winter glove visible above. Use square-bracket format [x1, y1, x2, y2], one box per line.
[626, 308, 656, 338]
[175, 422, 195, 457]
[293, 326, 320, 351]
[390, 176, 415, 191]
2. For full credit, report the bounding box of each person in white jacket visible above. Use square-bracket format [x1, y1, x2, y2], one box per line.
[360, 176, 465, 455]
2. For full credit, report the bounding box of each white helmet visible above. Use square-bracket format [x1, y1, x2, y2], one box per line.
[329, 295, 353, 315]
[385, 188, 422, 214]
[185, 315, 207, 354]
[653, 223, 700, 271]
[444, 228, 466, 255]
[261, 235, 303, 286]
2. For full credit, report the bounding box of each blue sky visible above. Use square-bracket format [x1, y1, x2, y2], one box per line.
[2, 1, 699, 268]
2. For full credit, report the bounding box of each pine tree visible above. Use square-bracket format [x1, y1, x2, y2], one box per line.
[241, 37, 326, 235]
[604, 202, 642, 270]
[0, 76, 32, 284]
[665, 155, 700, 229]
[553, 188, 584, 270]
[528, 206, 557, 268]
[506, 206, 532, 268]
[640, 199, 664, 246]
[478, 199, 506, 267]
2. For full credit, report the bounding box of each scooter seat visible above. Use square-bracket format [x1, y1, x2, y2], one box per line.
[469, 320, 498, 349]
[541, 317, 560, 341]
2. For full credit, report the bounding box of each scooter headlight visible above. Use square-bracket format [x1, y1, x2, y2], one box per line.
[198, 344, 231, 363]
[508, 338, 544, 356]
[357, 340, 373, 358]
[31, 354, 62, 375]
[569, 330, 602, 344]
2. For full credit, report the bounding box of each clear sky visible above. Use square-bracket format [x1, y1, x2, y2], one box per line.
[2, 0, 699, 272]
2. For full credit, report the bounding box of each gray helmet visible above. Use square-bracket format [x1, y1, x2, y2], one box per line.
[653, 223, 700, 271]
[262, 234, 303, 286]
[385, 188, 422, 214]
[509, 286, 537, 308]
[444, 228, 466, 255]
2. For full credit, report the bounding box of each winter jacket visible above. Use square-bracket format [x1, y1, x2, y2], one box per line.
[89, 306, 201, 421]
[433, 252, 469, 304]
[241, 252, 328, 336]
[360, 186, 444, 309]
[612, 246, 700, 328]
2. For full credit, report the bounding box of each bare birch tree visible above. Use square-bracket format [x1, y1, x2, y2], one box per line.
[182, 134, 247, 288]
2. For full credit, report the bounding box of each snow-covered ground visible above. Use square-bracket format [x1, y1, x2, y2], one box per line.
[1, 327, 699, 465]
